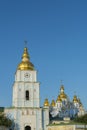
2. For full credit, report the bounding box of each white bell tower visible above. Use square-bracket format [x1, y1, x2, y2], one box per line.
[12, 47, 40, 108]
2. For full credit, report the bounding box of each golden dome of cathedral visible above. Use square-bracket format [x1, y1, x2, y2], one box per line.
[73, 95, 78, 103]
[59, 92, 67, 99]
[44, 98, 49, 107]
[59, 85, 67, 99]
[56, 95, 62, 102]
[17, 47, 34, 70]
[51, 100, 55, 107]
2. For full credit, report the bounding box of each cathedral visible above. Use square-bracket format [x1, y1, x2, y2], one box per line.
[46, 85, 85, 120]
[2, 47, 85, 130]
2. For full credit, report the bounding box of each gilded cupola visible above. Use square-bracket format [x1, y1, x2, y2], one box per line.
[44, 98, 49, 107]
[56, 95, 62, 102]
[73, 95, 78, 103]
[59, 85, 67, 99]
[59, 92, 67, 99]
[51, 100, 55, 107]
[17, 47, 34, 70]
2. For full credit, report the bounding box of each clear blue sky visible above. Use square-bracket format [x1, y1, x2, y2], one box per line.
[0, 0, 87, 109]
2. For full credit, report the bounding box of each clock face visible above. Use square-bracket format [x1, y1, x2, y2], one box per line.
[24, 72, 31, 78]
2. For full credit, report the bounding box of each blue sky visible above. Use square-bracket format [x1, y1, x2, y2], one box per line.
[0, 0, 87, 109]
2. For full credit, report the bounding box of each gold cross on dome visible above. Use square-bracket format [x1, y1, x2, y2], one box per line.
[60, 80, 63, 85]
[24, 40, 28, 47]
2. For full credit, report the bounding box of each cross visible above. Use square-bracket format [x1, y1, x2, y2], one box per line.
[60, 80, 63, 85]
[24, 40, 28, 47]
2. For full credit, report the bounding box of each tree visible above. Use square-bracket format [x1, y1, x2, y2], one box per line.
[74, 114, 87, 124]
[74, 114, 87, 130]
[0, 112, 13, 127]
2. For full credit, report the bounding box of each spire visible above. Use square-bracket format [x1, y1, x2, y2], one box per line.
[22, 47, 30, 61]
[17, 47, 34, 70]
[60, 80, 64, 91]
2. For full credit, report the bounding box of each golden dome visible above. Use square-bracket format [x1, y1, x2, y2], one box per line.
[56, 95, 62, 102]
[51, 100, 55, 107]
[44, 98, 49, 107]
[73, 95, 78, 103]
[17, 47, 34, 70]
[59, 92, 67, 99]
[59, 84, 67, 99]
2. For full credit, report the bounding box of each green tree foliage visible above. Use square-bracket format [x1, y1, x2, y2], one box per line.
[0, 112, 13, 127]
[74, 114, 87, 124]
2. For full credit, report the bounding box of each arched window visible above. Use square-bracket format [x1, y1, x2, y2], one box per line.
[25, 126, 31, 130]
[25, 90, 29, 100]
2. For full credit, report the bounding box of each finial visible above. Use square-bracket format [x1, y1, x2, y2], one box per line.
[60, 80, 64, 91]
[24, 40, 28, 48]
[60, 80, 63, 85]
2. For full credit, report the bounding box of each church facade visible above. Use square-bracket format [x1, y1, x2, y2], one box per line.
[4, 47, 49, 130]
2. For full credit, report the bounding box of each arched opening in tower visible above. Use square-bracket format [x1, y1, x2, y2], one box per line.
[25, 126, 31, 130]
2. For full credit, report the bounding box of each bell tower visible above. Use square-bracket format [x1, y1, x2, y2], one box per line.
[12, 47, 40, 108]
